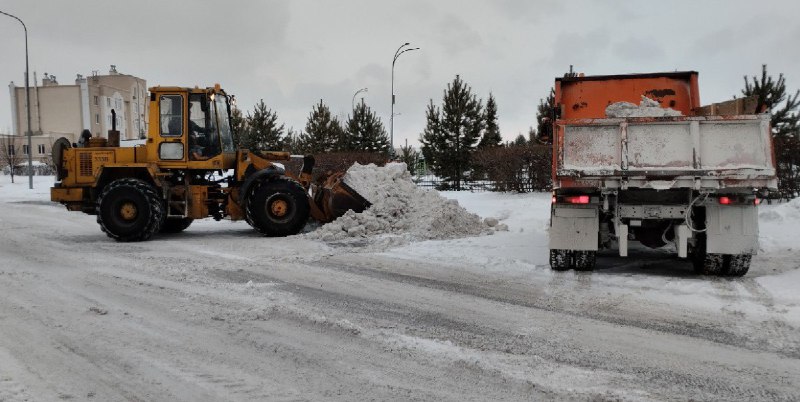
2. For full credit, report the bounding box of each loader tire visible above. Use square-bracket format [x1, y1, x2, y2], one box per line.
[97, 178, 163, 242]
[549, 249, 571, 271]
[160, 217, 194, 234]
[245, 178, 310, 237]
[572, 250, 596, 271]
[724, 254, 751, 277]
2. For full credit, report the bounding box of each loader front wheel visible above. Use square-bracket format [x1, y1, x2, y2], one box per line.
[245, 178, 310, 237]
[97, 179, 163, 242]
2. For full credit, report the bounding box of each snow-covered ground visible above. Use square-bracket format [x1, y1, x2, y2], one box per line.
[1, 174, 799, 401]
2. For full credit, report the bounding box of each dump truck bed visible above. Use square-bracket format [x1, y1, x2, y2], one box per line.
[553, 114, 777, 190]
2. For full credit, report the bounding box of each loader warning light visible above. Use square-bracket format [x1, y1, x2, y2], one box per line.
[565, 195, 590, 204]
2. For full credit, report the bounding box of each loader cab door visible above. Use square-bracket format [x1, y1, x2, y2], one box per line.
[188, 93, 220, 160]
[157, 94, 186, 161]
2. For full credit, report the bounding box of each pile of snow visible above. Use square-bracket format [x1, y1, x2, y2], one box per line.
[308, 163, 500, 245]
[759, 198, 800, 253]
[759, 197, 800, 222]
[605, 96, 682, 118]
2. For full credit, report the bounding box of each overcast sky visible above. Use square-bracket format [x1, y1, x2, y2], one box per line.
[1, 0, 799, 147]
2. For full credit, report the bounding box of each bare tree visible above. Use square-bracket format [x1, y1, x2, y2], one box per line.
[0, 135, 23, 183]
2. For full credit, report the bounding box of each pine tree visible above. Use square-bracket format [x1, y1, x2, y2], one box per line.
[283, 127, 300, 154]
[420, 75, 484, 190]
[742, 64, 800, 194]
[398, 144, 420, 175]
[344, 100, 390, 155]
[535, 88, 555, 144]
[229, 107, 246, 147]
[478, 93, 502, 149]
[513, 134, 527, 146]
[298, 100, 344, 154]
[241, 100, 284, 151]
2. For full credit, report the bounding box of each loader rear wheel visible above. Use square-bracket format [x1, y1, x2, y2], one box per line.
[245, 178, 310, 237]
[97, 178, 163, 242]
[160, 217, 194, 234]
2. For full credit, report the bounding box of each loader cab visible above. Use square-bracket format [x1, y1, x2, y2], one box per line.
[148, 85, 235, 169]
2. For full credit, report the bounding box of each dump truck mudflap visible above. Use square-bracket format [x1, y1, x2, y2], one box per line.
[705, 204, 759, 255]
[549, 205, 599, 251]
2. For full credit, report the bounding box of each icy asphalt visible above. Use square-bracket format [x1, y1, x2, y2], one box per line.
[0, 176, 799, 401]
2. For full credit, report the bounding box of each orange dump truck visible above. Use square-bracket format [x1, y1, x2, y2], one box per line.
[548, 71, 777, 276]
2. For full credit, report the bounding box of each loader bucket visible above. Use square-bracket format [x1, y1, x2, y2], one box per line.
[310, 172, 371, 223]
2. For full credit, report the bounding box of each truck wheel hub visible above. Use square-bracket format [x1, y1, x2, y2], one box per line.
[120, 202, 138, 220]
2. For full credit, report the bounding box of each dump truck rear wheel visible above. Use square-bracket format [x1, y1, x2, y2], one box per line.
[245, 178, 310, 237]
[160, 217, 194, 233]
[549, 249, 571, 271]
[572, 251, 596, 271]
[697, 253, 725, 275]
[97, 178, 163, 242]
[724, 254, 751, 277]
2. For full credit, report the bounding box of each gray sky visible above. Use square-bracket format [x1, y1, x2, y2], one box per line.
[1, 0, 799, 147]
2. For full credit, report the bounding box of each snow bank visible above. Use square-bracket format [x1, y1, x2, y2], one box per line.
[605, 96, 682, 118]
[308, 163, 492, 245]
[759, 198, 800, 253]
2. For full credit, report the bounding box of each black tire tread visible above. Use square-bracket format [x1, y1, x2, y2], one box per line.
[96, 178, 163, 242]
[160, 217, 194, 233]
[244, 177, 309, 237]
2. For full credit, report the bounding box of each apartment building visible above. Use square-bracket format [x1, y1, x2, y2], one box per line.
[7, 65, 148, 162]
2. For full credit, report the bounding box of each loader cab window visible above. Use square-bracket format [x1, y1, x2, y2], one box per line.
[214, 94, 235, 153]
[188, 93, 220, 160]
[159, 95, 183, 137]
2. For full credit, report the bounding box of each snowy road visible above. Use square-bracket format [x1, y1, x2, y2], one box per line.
[1, 177, 799, 401]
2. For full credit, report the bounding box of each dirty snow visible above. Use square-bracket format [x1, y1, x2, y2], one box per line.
[1, 174, 799, 401]
[308, 162, 496, 247]
[605, 95, 683, 117]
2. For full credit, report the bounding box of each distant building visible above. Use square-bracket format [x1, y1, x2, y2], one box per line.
[7, 65, 148, 162]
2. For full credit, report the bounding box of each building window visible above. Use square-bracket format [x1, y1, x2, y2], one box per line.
[95, 114, 99, 124]
[22, 144, 29, 155]
[7, 145, 14, 156]
[94, 95, 98, 105]
[106, 97, 111, 107]
[38, 144, 45, 154]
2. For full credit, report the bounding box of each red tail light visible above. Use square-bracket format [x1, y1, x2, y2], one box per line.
[754, 198, 761, 206]
[718, 196, 731, 205]
[565, 195, 590, 204]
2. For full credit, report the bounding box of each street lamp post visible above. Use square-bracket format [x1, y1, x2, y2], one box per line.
[352, 87, 368, 111]
[1, 10, 33, 189]
[390, 42, 418, 158]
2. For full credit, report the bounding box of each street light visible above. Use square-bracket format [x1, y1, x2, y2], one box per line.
[352, 87, 368, 111]
[391, 42, 418, 157]
[1, 10, 33, 189]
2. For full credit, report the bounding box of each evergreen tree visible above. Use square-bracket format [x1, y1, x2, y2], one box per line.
[241, 99, 284, 151]
[298, 100, 344, 154]
[478, 93, 502, 148]
[283, 127, 300, 154]
[535, 88, 555, 144]
[513, 134, 527, 146]
[742, 64, 800, 194]
[420, 75, 484, 190]
[344, 100, 390, 155]
[229, 107, 246, 147]
[399, 144, 420, 175]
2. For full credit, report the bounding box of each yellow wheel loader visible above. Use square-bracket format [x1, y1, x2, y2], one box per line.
[50, 84, 369, 241]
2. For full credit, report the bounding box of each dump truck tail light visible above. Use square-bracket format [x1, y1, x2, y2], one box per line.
[718, 196, 731, 205]
[564, 195, 590, 204]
